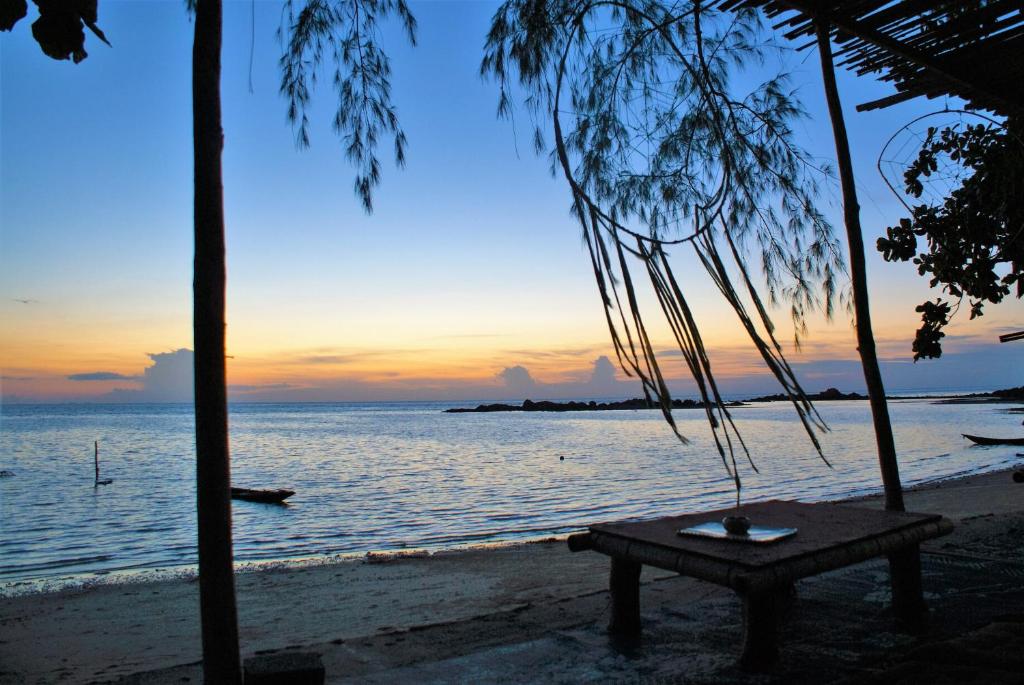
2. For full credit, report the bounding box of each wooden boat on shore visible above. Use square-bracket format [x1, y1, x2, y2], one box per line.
[962, 434, 1024, 446]
[230, 487, 295, 503]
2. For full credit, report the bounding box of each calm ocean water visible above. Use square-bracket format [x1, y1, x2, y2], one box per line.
[1, 399, 1021, 591]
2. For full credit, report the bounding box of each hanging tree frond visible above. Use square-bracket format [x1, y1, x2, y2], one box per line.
[483, 0, 846, 495]
[279, 0, 417, 213]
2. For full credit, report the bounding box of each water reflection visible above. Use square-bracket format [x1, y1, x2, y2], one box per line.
[0, 400, 1020, 587]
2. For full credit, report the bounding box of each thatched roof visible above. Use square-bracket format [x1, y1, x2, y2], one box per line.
[713, 1, 1024, 115]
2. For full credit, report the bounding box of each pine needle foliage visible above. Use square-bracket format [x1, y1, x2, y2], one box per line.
[279, 0, 417, 212]
[482, 0, 846, 491]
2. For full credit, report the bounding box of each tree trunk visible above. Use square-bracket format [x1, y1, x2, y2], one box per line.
[815, 19, 905, 513]
[192, 0, 241, 682]
[816, 19, 927, 627]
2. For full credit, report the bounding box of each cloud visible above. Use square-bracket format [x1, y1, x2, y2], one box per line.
[427, 333, 509, 340]
[295, 349, 422, 365]
[1, 374, 35, 381]
[103, 349, 194, 402]
[490, 356, 637, 400]
[229, 383, 300, 393]
[497, 365, 537, 396]
[484, 339, 1023, 402]
[67, 371, 140, 381]
[789, 342, 1024, 395]
[297, 354, 362, 365]
[503, 347, 598, 360]
[589, 355, 618, 385]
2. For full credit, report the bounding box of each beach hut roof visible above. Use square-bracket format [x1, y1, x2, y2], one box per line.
[712, 0, 1024, 115]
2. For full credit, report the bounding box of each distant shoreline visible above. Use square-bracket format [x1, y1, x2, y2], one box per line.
[445, 386, 1024, 413]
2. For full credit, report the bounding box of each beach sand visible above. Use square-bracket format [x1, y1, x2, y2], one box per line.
[2, 467, 1022, 684]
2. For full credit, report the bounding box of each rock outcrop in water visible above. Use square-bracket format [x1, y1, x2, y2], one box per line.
[444, 397, 744, 413]
[744, 387, 867, 402]
[444, 387, 885, 413]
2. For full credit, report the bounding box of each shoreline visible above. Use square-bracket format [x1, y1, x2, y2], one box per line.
[1, 466, 1020, 683]
[3, 456, 1019, 601]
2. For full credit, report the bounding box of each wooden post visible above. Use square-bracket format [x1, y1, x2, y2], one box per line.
[193, 0, 241, 682]
[889, 544, 927, 632]
[94, 441, 100, 486]
[815, 16, 924, 628]
[608, 557, 642, 638]
[738, 586, 786, 671]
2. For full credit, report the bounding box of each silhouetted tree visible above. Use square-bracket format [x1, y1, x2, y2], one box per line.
[814, 13, 924, 625]
[484, 0, 923, 627]
[812, 17, 903, 512]
[877, 117, 1022, 360]
[189, 0, 242, 680]
[191, 1, 415, 681]
[483, 0, 845, 497]
[9, 1, 415, 681]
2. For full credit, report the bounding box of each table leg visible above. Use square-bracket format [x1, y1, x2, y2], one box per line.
[739, 583, 791, 671]
[889, 543, 927, 632]
[609, 557, 642, 637]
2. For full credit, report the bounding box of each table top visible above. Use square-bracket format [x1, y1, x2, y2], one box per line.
[590, 500, 944, 571]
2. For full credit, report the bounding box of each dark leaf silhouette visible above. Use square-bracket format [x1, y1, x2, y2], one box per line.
[5, 0, 109, 63]
[0, 0, 28, 31]
[879, 115, 1023, 359]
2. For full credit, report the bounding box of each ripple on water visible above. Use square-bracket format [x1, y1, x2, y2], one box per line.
[1, 399, 1021, 588]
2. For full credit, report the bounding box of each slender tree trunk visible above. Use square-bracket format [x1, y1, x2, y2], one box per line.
[817, 19, 926, 630]
[815, 19, 905, 513]
[192, 0, 241, 682]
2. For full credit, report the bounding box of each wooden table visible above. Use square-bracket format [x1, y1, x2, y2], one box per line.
[567, 500, 953, 669]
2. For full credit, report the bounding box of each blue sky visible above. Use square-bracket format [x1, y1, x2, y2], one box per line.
[1, 0, 1021, 402]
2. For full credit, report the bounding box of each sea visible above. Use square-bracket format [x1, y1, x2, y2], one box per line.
[1, 398, 1021, 593]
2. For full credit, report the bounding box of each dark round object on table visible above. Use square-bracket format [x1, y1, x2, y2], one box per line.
[722, 515, 752, 536]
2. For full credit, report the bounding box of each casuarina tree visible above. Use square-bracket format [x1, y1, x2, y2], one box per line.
[483, 0, 846, 499]
[483, 0, 924, 631]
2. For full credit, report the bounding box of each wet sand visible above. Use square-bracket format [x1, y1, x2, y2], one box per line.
[1, 467, 1022, 684]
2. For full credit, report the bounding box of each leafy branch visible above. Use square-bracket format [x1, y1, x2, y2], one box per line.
[877, 116, 1023, 359]
[279, 0, 416, 212]
[483, 0, 846, 492]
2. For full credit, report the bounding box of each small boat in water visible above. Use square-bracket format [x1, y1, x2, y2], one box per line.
[230, 487, 295, 503]
[962, 434, 1024, 446]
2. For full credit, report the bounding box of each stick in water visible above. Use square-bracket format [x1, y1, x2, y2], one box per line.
[94, 440, 112, 486]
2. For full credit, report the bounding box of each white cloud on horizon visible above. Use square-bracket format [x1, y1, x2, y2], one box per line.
[103, 349, 194, 403]
[496, 365, 537, 395]
[68, 371, 141, 381]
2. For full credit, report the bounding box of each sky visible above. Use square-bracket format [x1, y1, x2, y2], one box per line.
[1, 0, 1021, 403]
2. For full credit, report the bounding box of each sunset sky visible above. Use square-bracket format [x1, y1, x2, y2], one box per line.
[2, 1, 1021, 403]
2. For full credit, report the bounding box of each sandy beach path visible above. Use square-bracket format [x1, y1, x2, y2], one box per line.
[0, 532, 681, 683]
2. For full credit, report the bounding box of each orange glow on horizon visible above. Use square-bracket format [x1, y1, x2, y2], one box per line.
[2, 299, 1018, 403]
